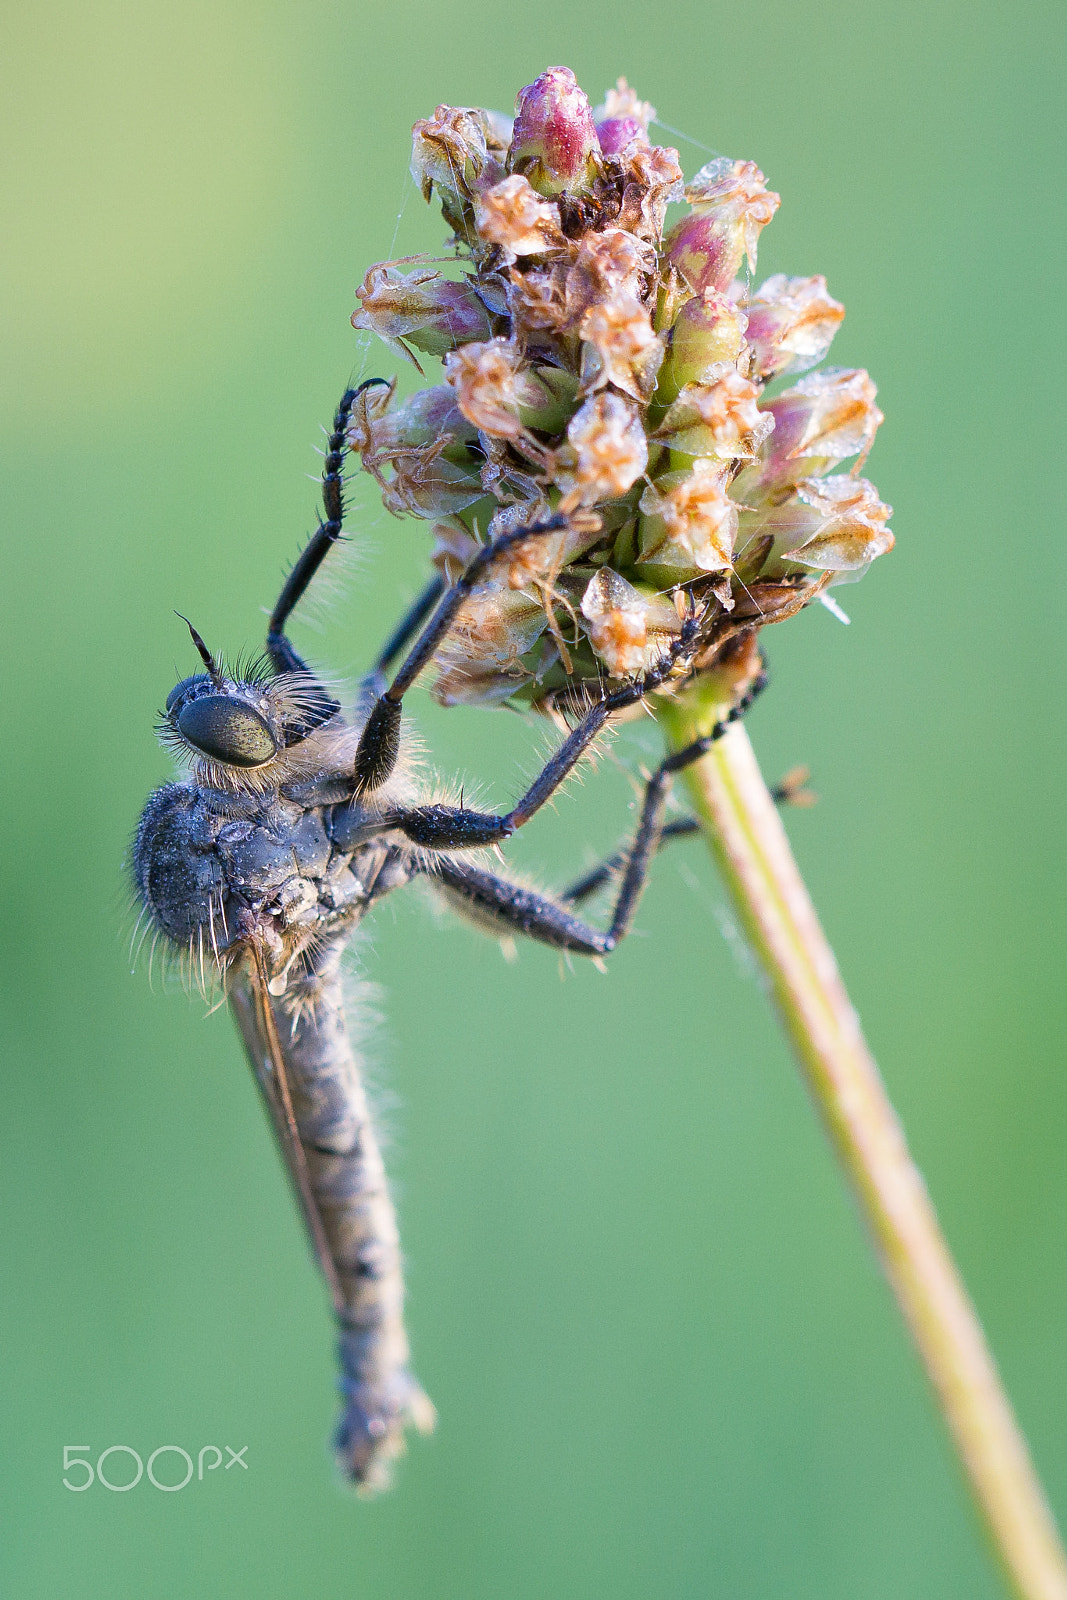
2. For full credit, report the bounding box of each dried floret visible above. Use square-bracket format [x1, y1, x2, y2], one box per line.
[579, 292, 664, 401]
[580, 568, 681, 677]
[555, 392, 649, 511]
[352, 264, 492, 368]
[638, 460, 739, 578]
[474, 175, 564, 263]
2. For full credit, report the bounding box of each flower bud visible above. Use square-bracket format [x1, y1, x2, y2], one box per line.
[474, 175, 564, 263]
[354, 383, 477, 459]
[579, 291, 664, 402]
[508, 68, 601, 197]
[638, 460, 738, 579]
[596, 116, 646, 156]
[756, 368, 883, 484]
[554, 392, 649, 511]
[657, 288, 747, 398]
[580, 567, 680, 676]
[593, 77, 656, 142]
[654, 371, 773, 462]
[352, 264, 492, 367]
[381, 450, 486, 520]
[663, 159, 780, 292]
[351, 69, 892, 714]
[743, 275, 845, 379]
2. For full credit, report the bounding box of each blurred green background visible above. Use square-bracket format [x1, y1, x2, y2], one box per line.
[2, 2, 1064, 1595]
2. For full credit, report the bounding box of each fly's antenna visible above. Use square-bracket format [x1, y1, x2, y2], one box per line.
[176, 613, 224, 687]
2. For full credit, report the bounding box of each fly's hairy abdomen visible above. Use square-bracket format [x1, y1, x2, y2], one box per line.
[132, 775, 433, 1489]
[229, 946, 435, 1488]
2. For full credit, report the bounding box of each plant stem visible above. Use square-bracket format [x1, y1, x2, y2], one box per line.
[656, 709, 1067, 1600]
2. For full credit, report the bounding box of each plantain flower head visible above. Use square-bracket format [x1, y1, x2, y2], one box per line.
[347, 69, 892, 706]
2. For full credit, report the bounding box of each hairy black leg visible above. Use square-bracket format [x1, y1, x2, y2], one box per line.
[426, 763, 673, 955]
[428, 856, 616, 955]
[265, 380, 389, 742]
[380, 614, 704, 849]
[416, 663, 770, 959]
[267, 380, 388, 664]
[564, 754, 807, 907]
[373, 575, 447, 677]
[352, 513, 573, 794]
[556, 669, 769, 904]
[563, 818, 701, 906]
[426, 743, 688, 954]
[658, 669, 768, 779]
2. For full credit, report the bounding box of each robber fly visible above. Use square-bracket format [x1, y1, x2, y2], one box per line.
[132, 382, 766, 1490]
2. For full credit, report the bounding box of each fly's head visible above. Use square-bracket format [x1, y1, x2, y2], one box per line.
[158, 619, 347, 794]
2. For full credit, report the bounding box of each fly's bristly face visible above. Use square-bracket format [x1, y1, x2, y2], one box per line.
[158, 657, 355, 796]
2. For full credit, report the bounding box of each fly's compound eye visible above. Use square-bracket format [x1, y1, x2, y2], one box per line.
[176, 694, 278, 767]
[165, 674, 211, 714]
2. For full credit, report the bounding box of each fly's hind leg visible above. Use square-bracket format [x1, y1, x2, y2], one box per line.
[420, 665, 769, 957]
[426, 752, 677, 957]
[563, 763, 813, 908]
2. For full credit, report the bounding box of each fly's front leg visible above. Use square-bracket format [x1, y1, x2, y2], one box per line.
[423, 707, 694, 956]
[376, 614, 703, 851]
[265, 380, 389, 741]
[559, 668, 773, 914]
[352, 514, 575, 795]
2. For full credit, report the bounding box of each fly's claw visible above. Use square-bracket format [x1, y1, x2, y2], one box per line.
[771, 765, 817, 807]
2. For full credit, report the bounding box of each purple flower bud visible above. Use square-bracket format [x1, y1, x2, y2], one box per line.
[508, 67, 601, 197]
[359, 384, 477, 456]
[593, 77, 656, 144]
[663, 159, 780, 292]
[596, 116, 646, 157]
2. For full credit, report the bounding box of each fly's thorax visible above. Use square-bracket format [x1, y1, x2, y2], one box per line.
[132, 780, 411, 982]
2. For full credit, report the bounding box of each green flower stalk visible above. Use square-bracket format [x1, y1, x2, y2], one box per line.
[347, 66, 1067, 1599]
